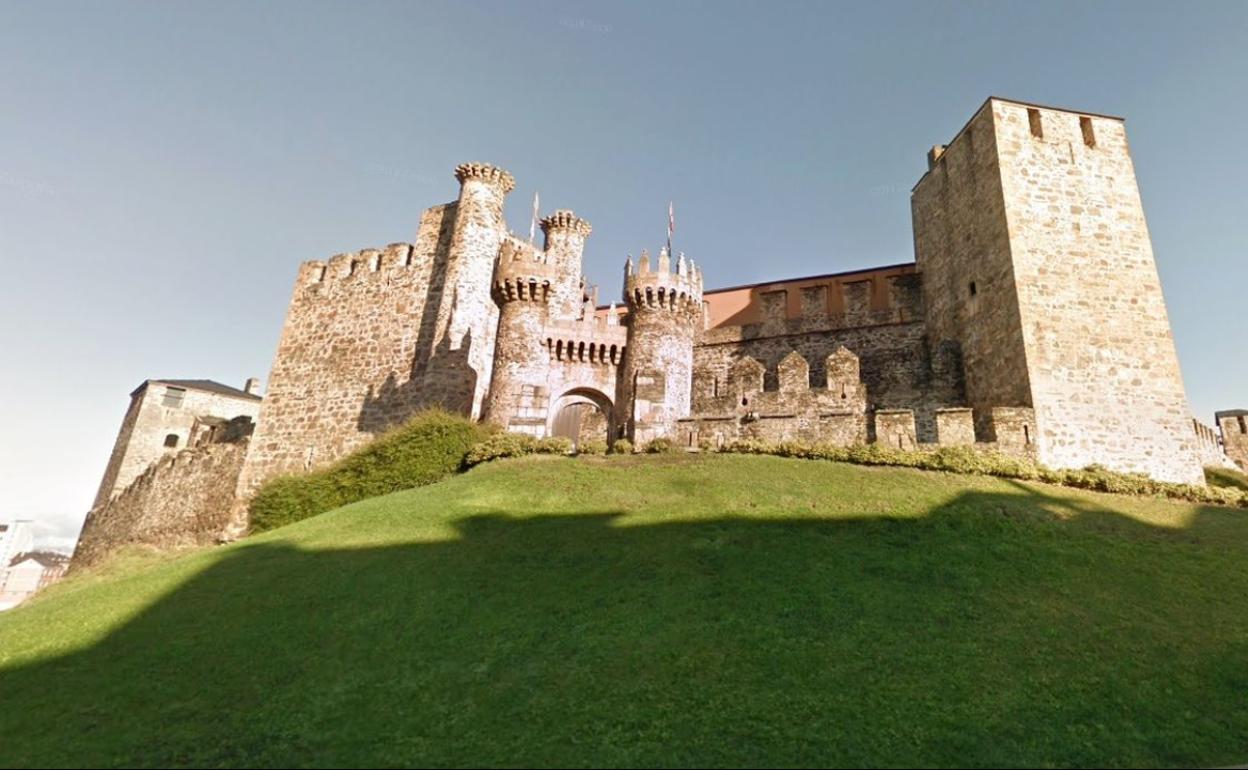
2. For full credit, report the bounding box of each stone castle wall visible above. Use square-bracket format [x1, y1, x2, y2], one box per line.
[1193, 417, 1234, 469]
[74, 438, 250, 570]
[681, 347, 869, 448]
[691, 273, 964, 442]
[233, 164, 511, 509]
[233, 220, 452, 499]
[679, 343, 1034, 459]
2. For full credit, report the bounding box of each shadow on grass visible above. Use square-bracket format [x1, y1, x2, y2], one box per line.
[2, 483, 1246, 768]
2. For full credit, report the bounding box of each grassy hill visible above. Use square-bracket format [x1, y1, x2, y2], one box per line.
[2, 454, 1246, 767]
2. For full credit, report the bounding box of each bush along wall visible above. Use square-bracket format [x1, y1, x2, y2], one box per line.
[249, 410, 490, 532]
[252, 416, 1246, 535]
[714, 439, 1248, 509]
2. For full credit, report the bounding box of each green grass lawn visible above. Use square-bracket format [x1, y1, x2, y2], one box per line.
[2, 454, 1246, 767]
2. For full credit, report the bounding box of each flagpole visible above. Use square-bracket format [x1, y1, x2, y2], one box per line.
[667, 200, 674, 257]
[529, 191, 540, 244]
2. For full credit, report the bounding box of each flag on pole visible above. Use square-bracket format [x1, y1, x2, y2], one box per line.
[529, 191, 540, 243]
[667, 200, 675, 254]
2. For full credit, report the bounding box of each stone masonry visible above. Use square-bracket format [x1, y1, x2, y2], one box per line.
[1216, 410, 1248, 471]
[92, 379, 261, 509]
[83, 96, 1240, 554]
[913, 98, 1206, 484]
[75, 437, 251, 570]
[619, 248, 703, 446]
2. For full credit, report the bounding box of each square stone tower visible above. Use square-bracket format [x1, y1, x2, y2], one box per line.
[912, 98, 1203, 484]
[1216, 410, 1248, 471]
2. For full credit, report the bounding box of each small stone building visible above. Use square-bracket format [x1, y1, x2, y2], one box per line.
[92, 379, 262, 509]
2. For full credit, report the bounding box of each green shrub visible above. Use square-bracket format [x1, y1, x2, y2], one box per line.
[725, 438, 775, 455]
[250, 410, 488, 532]
[464, 432, 538, 466]
[246, 473, 346, 533]
[611, 439, 633, 455]
[644, 437, 681, 454]
[577, 439, 608, 456]
[536, 436, 574, 455]
[464, 433, 575, 468]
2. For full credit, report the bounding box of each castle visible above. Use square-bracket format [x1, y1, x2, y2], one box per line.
[75, 98, 1246, 567]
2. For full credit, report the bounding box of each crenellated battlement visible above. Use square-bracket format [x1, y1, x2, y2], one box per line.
[454, 161, 515, 193]
[623, 248, 704, 311]
[540, 209, 593, 238]
[298, 242, 422, 287]
[492, 235, 562, 303]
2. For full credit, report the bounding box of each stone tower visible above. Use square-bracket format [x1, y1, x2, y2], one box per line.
[481, 235, 564, 432]
[912, 98, 1203, 484]
[619, 248, 704, 445]
[539, 210, 594, 322]
[1216, 410, 1248, 471]
[427, 162, 514, 419]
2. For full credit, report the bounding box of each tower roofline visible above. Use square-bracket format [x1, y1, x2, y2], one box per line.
[130, 379, 263, 401]
[911, 97, 1126, 193]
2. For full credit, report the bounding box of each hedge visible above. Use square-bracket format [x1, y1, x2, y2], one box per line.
[717, 439, 1248, 509]
[249, 410, 490, 532]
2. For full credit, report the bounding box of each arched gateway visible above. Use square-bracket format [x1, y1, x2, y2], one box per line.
[550, 388, 614, 449]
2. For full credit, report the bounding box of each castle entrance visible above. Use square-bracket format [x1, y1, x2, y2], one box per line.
[550, 389, 613, 449]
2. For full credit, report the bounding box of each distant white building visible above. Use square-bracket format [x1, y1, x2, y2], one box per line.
[0, 550, 69, 611]
[0, 520, 34, 570]
[0, 520, 70, 611]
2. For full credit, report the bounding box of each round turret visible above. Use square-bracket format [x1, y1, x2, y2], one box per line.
[491, 235, 561, 305]
[619, 247, 705, 445]
[453, 162, 516, 194]
[623, 247, 703, 313]
[427, 161, 516, 419]
[539, 210, 593, 321]
[482, 235, 558, 429]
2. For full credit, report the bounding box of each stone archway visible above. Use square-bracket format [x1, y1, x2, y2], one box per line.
[550, 388, 614, 449]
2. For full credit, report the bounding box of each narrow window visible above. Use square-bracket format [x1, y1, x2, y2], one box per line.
[1028, 108, 1043, 139]
[161, 387, 186, 409]
[1239, 416, 1247, 434]
[1023, 425, 1032, 445]
[968, 281, 978, 297]
[164, 433, 179, 448]
[1080, 116, 1096, 148]
[316, 265, 328, 282]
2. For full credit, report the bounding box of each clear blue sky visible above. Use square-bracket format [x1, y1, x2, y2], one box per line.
[2, 1, 1245, 549]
